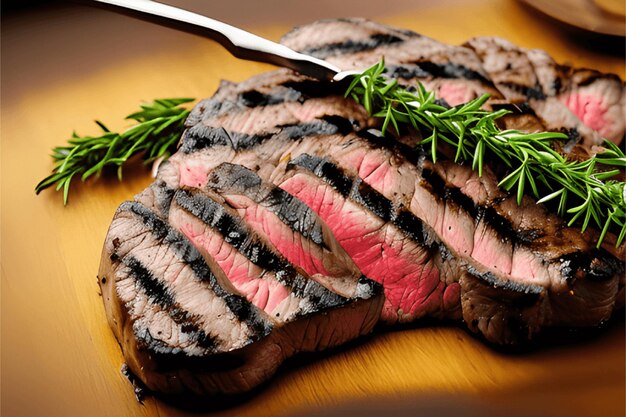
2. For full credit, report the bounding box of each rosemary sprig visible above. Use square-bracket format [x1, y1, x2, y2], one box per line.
[35, 98, 194, 204]
[36, 63, 625, 247]
[345, 60, 626, 247]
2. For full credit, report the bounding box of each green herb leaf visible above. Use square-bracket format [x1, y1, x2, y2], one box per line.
[35, 98, 194, 204]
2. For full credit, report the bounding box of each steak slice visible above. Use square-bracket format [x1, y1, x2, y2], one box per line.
[281, 18, 504, 108]
[205, 162, 371, 299]
[170, 105, 624, 338]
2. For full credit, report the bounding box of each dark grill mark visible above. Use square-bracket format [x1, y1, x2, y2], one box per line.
[125, 256, 175, 308]
[280, 79, 344, 100]
[119, 202, 270, 337]
[418, 168, 613, 282]
[393, 209, 424, 242]
[321, 115, 359, 135]
[558, 250, 621, 282]
[354, 128, 424, 165]
[124, 257, 218, 351]
[231, 79, 346, 110]
[180, 120, 342, 153]
[385, 64, 430, 79]
[421, 168, 478, 218]
[354, 177, 394, 222]
[552, 77, 562, 94]
[572, 70, 622, 87]
[500, 82, 546, 100]
[301, 33, 404, 58]
[238, 89, 297, 108]
[288, 154, 352, 196]
[466, 265, 544, 295]
[386, 61, 494, 87]
[421, 167, 550, 247]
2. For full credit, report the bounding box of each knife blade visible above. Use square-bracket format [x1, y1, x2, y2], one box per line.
[91, 0, 358, 81]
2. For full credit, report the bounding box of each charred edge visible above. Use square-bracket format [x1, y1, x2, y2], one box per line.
[207, 163, 263, 193]
[301, 33, 404, 58]
[208, 163, 327, 247]
[356, 274, 383, 297]
[121, 364, 148, 403]
[180, 125, 247, 153]
[174, 189, 347, 309]
[386, 61, 494, 86]
[288, 154, 434, 249]
[558, 250, 623, 282]
[173, 189, 293, 282]
[119, 202, 267, 333]
[180, 120, 344, 154]
[571, 69, 623, 87]
[133, 327, 248, 372]
[466, 265, 544, 295]
[124, 257, 218, 351]
[552, 77, 562, 94]
[152, 180, 176, 218]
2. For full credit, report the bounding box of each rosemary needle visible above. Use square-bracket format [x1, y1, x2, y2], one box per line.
[345, 59, 626, 247]
[35, 98, 193, 205]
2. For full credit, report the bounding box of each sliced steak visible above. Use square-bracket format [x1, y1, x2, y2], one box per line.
[271, 153, 462, 323]
[283, 18, 624, 147]
[169, 186, 350, 322]
[100, 197, 382, 395]
[98, 201, 282, 394]
[204, 162, 371, 299]
[99, 18, 626, 397]
[558, 66, 625, 145]
[167, 66, 624, 339]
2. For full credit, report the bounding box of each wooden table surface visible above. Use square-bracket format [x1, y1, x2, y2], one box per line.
[2, 1, 625, 416]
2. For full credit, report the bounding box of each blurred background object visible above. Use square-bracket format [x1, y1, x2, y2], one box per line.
[520, 0, 626, 37]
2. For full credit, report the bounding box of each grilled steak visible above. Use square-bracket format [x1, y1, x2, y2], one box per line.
[99, 18, 625, 396]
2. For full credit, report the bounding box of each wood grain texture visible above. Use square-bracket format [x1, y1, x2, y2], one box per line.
[2, 1, 624, 416]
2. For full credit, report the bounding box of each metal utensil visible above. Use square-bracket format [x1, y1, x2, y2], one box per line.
[91, 0, 358, 81]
